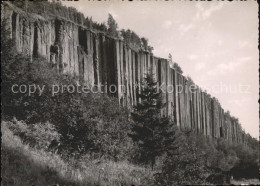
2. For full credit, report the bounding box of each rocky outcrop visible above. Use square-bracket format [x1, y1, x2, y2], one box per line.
[1, 2, 248, 144]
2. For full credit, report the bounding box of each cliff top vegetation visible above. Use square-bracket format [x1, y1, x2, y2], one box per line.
[11, 1, 154, 53]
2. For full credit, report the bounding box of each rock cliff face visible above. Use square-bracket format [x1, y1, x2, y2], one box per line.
[2, 2, 248, 144]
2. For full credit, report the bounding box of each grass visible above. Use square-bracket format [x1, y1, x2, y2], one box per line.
[1, 121, 153, 186]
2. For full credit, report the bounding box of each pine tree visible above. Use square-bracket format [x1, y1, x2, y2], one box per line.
[107, 14, 118, 38]
[129, 71, 178, 170]
[141, 37, 148, 51]
[173, 62, 183, 74]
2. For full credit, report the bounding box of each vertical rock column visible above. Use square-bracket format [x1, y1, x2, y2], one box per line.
[192, 86, 198, 132]
[211, 99, 221, 138]
[166, 60, 173, 119]
[114, 39, 121, 102]
[1, 4, 13, 39]
[173, 69, 180, 127]
[168, 68, 175, 121]
[178, 74, 185, 129]
[201, 92, 207, 135]
[186, 80, 193, 129]
[197, 89, 201, 133]
[136, 53, 142, 104]
[119, 40, 125, 105]
[123, 44, 130, 107]
[100, 34, 108, 91]
[135, 53, 141, 104]
[128, 48, 133, 106]
[204, 93, 212, 137]
[158, 59, 167, 116]
[132, 51, 137, 105]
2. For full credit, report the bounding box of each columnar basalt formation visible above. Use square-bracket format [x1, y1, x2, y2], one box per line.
[2, 2, 249, 144]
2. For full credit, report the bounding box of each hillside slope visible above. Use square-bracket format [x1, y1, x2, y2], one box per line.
[1, 121, 152, 186]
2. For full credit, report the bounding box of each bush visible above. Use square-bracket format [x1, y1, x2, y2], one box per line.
[7, 119, 60, 151]
[2, 58, 133, 159]
[2, 122, 152, 185]
[156, 133, 211, 185]
[230, 143, 259, 179]
[155, 132, 258, 185]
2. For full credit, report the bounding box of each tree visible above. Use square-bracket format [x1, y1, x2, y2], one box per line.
[107, 14, 118, 38]
[130, 31, 141, 48]
[173, 62, 183, 74]
[89, 17, 93, 30]
[99, 22, 108, 32]
[121, 29, 131, 43]
[128, 71, 178, 170]
[168, 54, 183, 74]
[141, 37, 148, 51]
[121, 29, 142, 50]
[187, 75, 194, 84]
[147, 46, 154, 53]
[156, 133, 213, 185]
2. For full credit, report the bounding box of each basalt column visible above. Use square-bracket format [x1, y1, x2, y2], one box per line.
[167, 68, 174, 120]
[158, 59, 168, 117]
[166, 60, 174, 119]
[118, 40, 125, 105]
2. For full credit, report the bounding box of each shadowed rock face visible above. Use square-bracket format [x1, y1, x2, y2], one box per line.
[1, 2, 247, 144]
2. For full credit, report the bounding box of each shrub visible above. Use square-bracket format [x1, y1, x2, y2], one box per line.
[7, 119, 60, 151]
[156, 133, 210, 185]
[2, 121, 152, 185]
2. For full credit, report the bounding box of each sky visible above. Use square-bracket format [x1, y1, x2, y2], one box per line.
[63, 0, 259, 139]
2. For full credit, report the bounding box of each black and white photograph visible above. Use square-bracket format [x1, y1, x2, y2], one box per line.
[1, 0, 259, 185]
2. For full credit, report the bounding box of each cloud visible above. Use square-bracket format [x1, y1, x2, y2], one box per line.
[205, 63, 236, 76]
[108, 5, 119, 19]
[179, 23, 195, 33]
[188, 54, 199, 60]
[217, 40, 223, 46]
[215, 62, 240, 73]
[156, 39, 163, 44]
[195, 62, 206, 71]
[238, 56, 252, 62]
[228, 98, 251, 107]
[195, 2, 225, 21]
[207, 57, 250, 76]
[238, 40, 251, 48]
[217, 63, 236, 71]
[162, 20, 173, 29]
